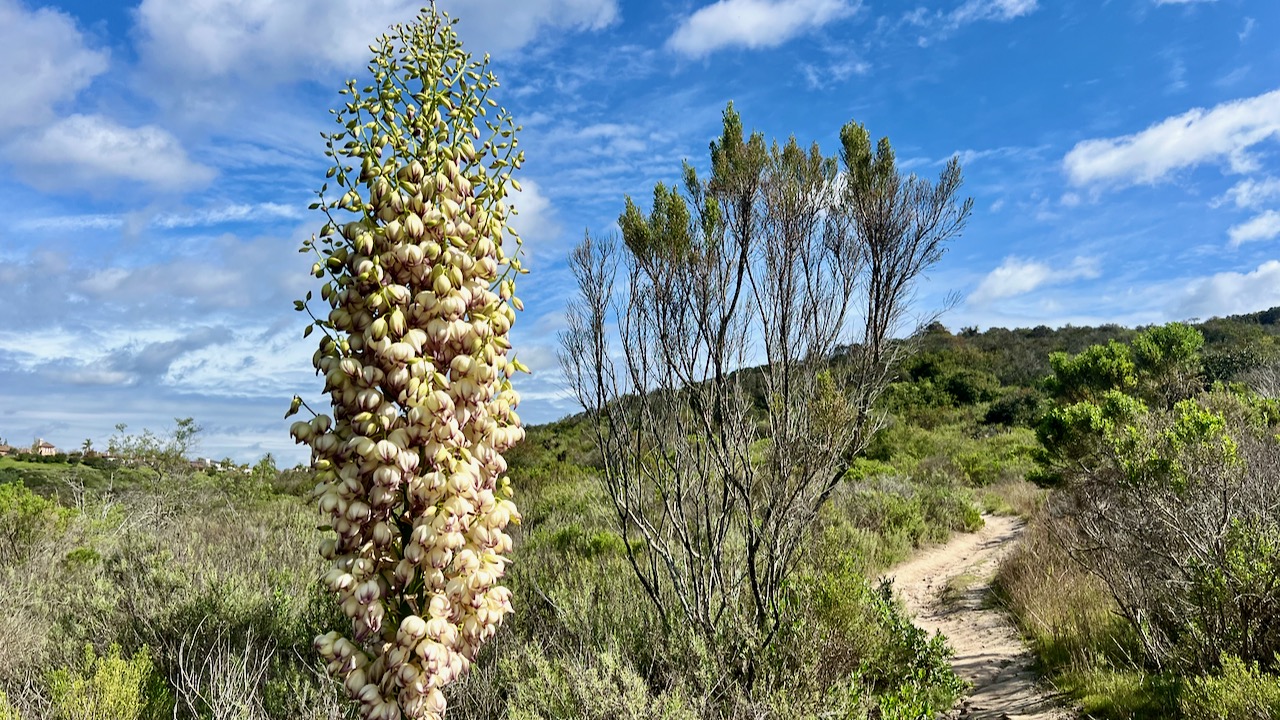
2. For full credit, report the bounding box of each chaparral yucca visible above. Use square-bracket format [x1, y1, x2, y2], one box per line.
[289, 5, 527, 719]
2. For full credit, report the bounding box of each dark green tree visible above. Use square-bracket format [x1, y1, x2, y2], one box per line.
[1036, 324, 1280, 670]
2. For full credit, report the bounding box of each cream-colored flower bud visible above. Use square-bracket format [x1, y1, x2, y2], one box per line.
[346, 501, 372, 522]
[373, 439, 398, 464]
[404, 212, 425, 240]
[424, 688, 446, 716]
[345, 668, 369, 696]
[315, 631, 340, 658]
[319, 491, 342, 515]
[333, 637, 357, 660]
[356, 579, 381, 604]
[427, 546, 451, 569]
[313, 433, 340, 456]
[357, 683, 382, 706]
[366, 600, 386, 631]
[320, 538, 339, 559]
[400, 693, 426, 719]
[400, 615, 428, 641]
[388, 342, 416, 363]
[397, 662, 421, 687]
[387, 308, 407, 338]
[385, 646, 409, 671]
[290, 421, 314, 443]
[425, 617, 457, 647]
[404, 542, 425, 565]
[357, 389, 382, 412]
[324, 569, 355, 592]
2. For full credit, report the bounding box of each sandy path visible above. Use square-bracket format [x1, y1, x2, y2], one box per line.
[882, 515, 1076, 720]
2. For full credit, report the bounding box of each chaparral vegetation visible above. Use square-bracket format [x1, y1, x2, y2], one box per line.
[2, 5, 1278, 720]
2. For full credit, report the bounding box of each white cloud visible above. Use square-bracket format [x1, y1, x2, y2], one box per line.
[950, 144, 1046, 166]
[506, 179, 564, 265]
[1228, 210, 1280, 247]
[968, 256, 1099, 304]
[802, 57, 871, 89]
[135, 0, 618, 85]
[905, 0, 1037, 41]
[667, 0, 858, 57]
[949, 0, 1038, 25]
[1239, 17, 1255, 41]
[1178, 260, 1280, 318]
[1218, 177, 1280, 209]
[1063, 88, 1280, 187]
[153, 203, 302, 229]
[0, 0, 109, 132]
[1154, 0, 1218, 4]
[17, 203, 303, 234]
[12, 114, 215, 190]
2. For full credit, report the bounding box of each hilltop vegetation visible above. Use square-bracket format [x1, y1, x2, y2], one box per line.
[1, 309, 1277, 719]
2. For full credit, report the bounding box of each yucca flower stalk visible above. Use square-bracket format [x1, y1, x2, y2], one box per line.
[289, 6, 527, 719]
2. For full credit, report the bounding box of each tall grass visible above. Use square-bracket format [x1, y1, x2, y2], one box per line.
[993, 511, 1280, 719]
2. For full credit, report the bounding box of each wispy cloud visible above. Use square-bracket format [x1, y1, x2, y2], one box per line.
[1178, 260, 1280, 318]
[801, 57, 871, 89]
[12, 114, 215, 190]
[136, 0, 618, 87]
[951, 144, 1049, 167]
[16, 203, 303, 234]
[1228, 211, 1280, 247]
[667, 0, 859, 57]
[968, 256, 1099, 304]
[1238, 17, 1255, 42]
[0, 0, 108, 132]
[1217, 177, 1280, 210]
[905, 0, 1038, 42]
[949, 0, 1038, 25]
[1063, 88, 1280, 187]
[1166, 55, 1187, 94]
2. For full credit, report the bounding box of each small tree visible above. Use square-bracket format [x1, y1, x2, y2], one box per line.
[560, 105, 970, 685]
[290, 5, 526, 719]
[108, 417, 201, 482]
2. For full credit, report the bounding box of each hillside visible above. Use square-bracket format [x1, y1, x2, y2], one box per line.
[1, 309, 1277, 719]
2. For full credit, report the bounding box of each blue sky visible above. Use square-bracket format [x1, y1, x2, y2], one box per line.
[0, 0, 1277, 464]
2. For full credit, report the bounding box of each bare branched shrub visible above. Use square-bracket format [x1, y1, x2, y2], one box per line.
[173, 621, 276, 720]
[560, 105, 970, 684]
[1242, 359, 1280, 399]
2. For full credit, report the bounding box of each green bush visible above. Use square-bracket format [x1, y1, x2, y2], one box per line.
[504, 646, 697, 720]
[788, 555, 966, 718]
[46, 645, 158, 720]
[1180, 655, 1280, 720]
[0, 691, 19, 720]
[983, 387, 1043, 426]
[0, 482, 73, 564]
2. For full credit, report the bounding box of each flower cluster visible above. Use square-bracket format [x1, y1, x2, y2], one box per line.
[290, 9, 525, 719]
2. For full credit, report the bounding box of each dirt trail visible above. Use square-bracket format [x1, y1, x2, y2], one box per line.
[882, 515, 1076, 720]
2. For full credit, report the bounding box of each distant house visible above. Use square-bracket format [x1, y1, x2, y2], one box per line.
[35, 440, 57, 457]
[0, 444, 12, 457]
